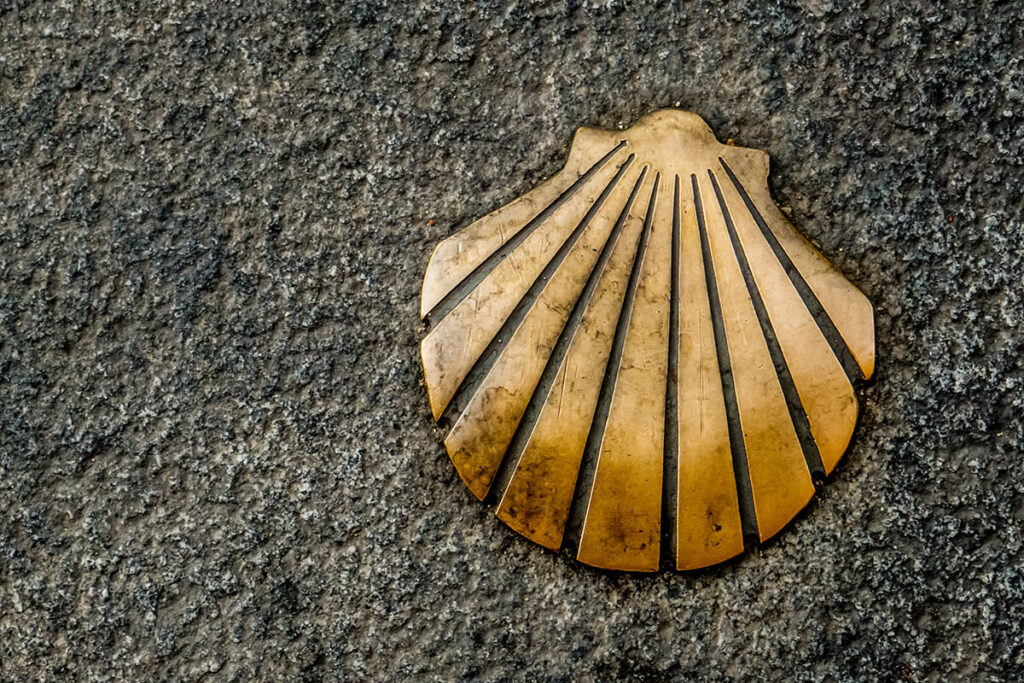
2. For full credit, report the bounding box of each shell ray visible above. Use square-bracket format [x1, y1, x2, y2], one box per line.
[575, 174, 668, 572]
[437, 154, 637, 429]
[676, 174, 746, 568]
[708, 169, 828, 482]
[422, 140, 627, 323]
[420, 110, 875, 571]
[659, 175, 683, 569]
[495, 170, 653, 549]
[692, 173, 760, 545]
[486, 165, 651, 506]
[420, 153, 633, 421]
[563, 174, 662, 559]
[718, 158, 874, 381]
[444, 160, 644, 499]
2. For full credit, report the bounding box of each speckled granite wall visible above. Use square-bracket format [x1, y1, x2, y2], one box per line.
[2, 1, 1022, 680]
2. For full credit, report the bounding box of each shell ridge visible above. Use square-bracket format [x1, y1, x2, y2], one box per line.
[495, 172, 655, 550]
[692, 172, 761, 545]
[485, 166, 653, 506]
[700, 171, 815, 542]
[564, 175, 662, 557]
[707, 169, 827, 482]
[422, 140, 627, 323]
[660, 174, 682, 570]
[437, 155, 638, 431]
[576, 174, 668, 571]
[717, 157, 873, 380]
[715, 164, 858, 476]
[674, 174, 745, 569]
[443, 161, 646, 500]
[421, 153, 632, 420]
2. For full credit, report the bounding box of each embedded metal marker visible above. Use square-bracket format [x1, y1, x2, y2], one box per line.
[419, 110, 875, 572]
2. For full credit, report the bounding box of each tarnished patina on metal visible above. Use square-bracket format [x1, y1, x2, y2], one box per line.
[420, 110, 875, 571]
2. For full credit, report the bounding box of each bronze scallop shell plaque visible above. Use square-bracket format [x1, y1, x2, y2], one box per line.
[420, 110, 874, 571]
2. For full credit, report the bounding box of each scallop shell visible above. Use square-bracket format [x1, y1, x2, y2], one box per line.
[420, 110, 874, 571]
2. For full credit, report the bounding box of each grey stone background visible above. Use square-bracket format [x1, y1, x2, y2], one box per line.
[2, 1, 1022, 680]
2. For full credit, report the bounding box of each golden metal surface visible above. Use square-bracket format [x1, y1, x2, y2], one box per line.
[495, 174, 651, 550]
[675, 175, 744, 569]
[420, 110, 875, 571]
[576, 173, 671, 571]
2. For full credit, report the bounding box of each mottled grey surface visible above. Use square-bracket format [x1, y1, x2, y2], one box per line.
[2, 1, 1023, 680]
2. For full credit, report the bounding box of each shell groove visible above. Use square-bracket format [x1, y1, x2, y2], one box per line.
[420, 110, 874, 572]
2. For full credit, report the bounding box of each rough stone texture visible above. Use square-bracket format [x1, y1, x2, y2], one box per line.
[1, 1, 1022, 680]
